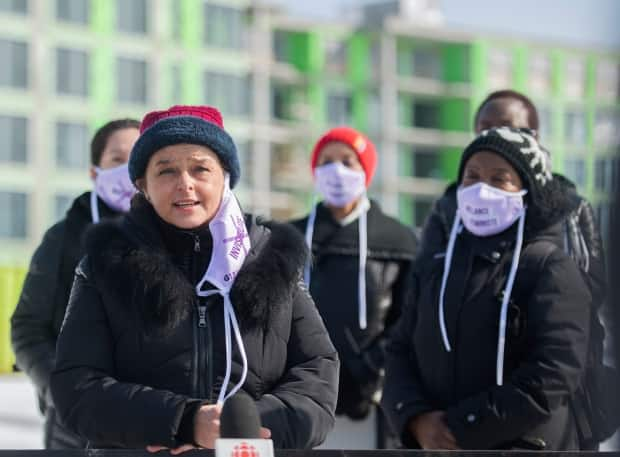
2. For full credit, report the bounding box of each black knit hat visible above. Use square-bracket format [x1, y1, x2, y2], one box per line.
[458, 127, 553, 207]
[129, 105, 240, 188]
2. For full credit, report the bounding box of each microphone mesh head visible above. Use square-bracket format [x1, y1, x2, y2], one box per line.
[220, 391, 262, 439]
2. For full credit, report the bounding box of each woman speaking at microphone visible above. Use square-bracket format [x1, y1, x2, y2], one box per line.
[50, 105, 339, 451]
[382, 127, 591, 451]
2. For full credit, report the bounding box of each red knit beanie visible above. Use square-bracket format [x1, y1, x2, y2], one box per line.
[310, 126, 377, 187]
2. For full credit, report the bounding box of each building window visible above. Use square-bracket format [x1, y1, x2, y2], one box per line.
[0, 115, 27, 163]
[537, 106, 553, 142]
[170, 64, 182, 102]
[487, 48, 512, 89]
[56, 0, 89, 24]
[325, 39, 347, 75]
[0, 191, 28, 238]
[412, 46, 441, 79]
[272, 30, 288, 63]
[327, 91, 352, 125]
[565, 57, 585, 99]
[399, 145, 442, 179]
[0, 39, 28, 88]
[171, 0, 181, 40]
[563, 158, 586, 189]
[236, 141, 252, 188]
[270, 142, 309, 188]
[117, 0, 147, 34]
[412, 99, 440, 129]
[54, 193, 74, 220]
[528, 53, 551, 95]
[369, 39, 381, 80]
[367, 91, 381, 135]
[204, 71, 251, 117]
[117, 56, 148, 104]
[204, 3, 245, 49]
[564, 110, 587, 146]
[56, 48, 89, 96]
[272, 83, 291, 121]
[0, 0, 28, 14]
[596, 60, 619, 100]
[56, 122, 89, 169]
[594, 109, 620, 147]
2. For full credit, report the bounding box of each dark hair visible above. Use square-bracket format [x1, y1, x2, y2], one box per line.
[90, 118, 140, 166]
[474, 89, 540, 132]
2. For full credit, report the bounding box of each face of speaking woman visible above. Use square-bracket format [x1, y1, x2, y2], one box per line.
[136, 143, 226, 229]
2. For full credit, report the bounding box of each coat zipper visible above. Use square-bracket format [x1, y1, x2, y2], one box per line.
[197, 303, 207, 398]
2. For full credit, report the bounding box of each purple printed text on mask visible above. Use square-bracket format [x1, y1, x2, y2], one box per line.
[223, 215, 249, 261]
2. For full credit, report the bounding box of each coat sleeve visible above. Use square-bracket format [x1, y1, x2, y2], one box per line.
[444, 249, 591, 449]
[256, 280, 339, 449]
[577, 199, 607, 310]
[380, 273, 436, 448]
[50, 259, 199, 448]
[11, 222, 64, 401]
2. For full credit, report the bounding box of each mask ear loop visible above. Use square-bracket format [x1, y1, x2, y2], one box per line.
[496, 209, 526, 386]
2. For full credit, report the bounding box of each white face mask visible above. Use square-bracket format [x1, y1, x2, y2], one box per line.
[457, 182, 527, 237]
[314, 162, 366, 208]
[93, 163, 136, 213]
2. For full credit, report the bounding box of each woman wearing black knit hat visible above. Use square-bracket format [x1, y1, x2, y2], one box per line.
[381, 127, 591, 451]
[50, 105, 338, 451]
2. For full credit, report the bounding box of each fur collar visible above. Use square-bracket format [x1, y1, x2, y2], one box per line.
[84, 206, 308, 334]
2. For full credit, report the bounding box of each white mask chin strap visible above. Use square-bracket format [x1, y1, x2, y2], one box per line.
[303, 197, 318, 287]
[496, 210, 525, 386]
[304, 198, 369, 330]
[438, 213, 462, 352]
[358, 208, 368, 329]
[194, 174, 249, 406]
[196, 289, 248, 406]
[438, 210, 526, 387]
[90, 190, 100, 223]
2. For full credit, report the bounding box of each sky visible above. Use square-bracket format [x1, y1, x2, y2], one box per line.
[269, 0, 620, 49]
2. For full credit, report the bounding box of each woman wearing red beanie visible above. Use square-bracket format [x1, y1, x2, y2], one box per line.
[290, 126, 417, 449]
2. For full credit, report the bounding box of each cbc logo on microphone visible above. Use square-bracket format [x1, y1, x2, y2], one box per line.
[231, 442, 259, 457]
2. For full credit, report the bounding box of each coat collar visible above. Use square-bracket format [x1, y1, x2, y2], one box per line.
[84, 197, 307, 333]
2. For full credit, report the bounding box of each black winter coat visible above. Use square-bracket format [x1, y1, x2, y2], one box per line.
[382, 219, 591, 450]
[11, 192, 118, 449]
[291, 201, 416, 419]
[50, 199, 339, 449]
[416, 176, 606, 309]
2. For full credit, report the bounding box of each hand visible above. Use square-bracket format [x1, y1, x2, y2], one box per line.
[146, 444, 196, 454]
[409, 410, 460, 450]
[260, 427, 272, 439]
[194, 403, 223, 449]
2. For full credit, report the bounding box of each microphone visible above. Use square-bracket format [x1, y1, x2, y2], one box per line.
[216, 391, 274, 457]
[220, 391, 262, 439]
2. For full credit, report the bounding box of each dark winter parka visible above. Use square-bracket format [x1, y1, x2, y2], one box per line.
[291, 201, 416, 419]
[381, 188, 591, 450]
[416, 175, 605, 309]
[11, 192, 118, 449]
[50, 198, 339, 449]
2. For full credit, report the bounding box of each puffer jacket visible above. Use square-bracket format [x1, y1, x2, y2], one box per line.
[11, 192, 118, 449]
[50, 198, 339, 449]
[415, 175, 605, 309]
[291, 201, 416, 420]
[382, 209, 591, 450]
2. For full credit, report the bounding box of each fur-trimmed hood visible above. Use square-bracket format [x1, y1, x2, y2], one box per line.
[83, 200, 308, 334]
